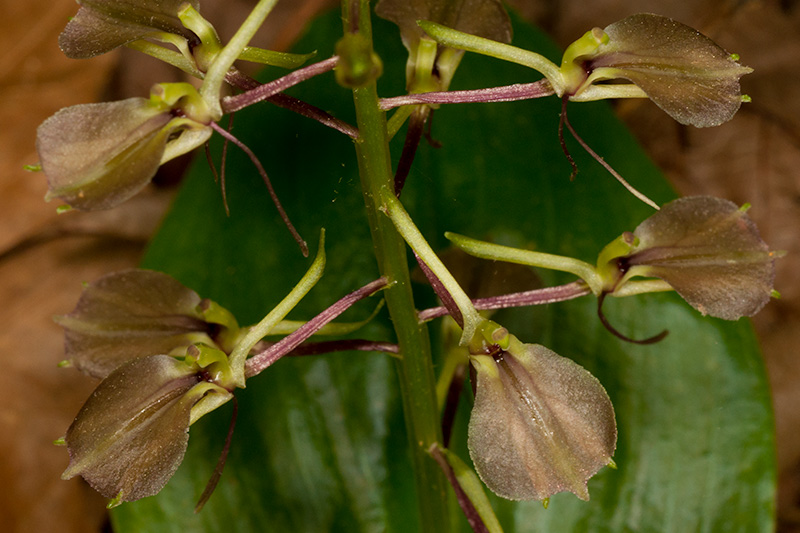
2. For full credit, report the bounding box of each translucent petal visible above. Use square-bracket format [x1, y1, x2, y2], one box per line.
[62, 355, 204, 503]
[36, 99, 209, 211]
[59, 0, 200, 58]
[629, 196, 775, 319]
[588, 14, 752, 127]
[468, 338, 616, 501]
[55, 270, 209, 378]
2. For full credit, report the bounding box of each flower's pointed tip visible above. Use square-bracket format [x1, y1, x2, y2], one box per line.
[542, 497, 550, 509]
[24, 163, 42, 172]
[574, 485, 590, 501]
[741, 94, 752, 103]
[107, 491, 124, 509]
[53, 436, 66, 447]
[57, 359, 73, 369]
[56, 204, 74, 215]
[608, 457, 618, 470]
[61, 462, 79, 481]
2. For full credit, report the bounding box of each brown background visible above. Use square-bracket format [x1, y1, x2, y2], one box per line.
[1, 0, 797, 531]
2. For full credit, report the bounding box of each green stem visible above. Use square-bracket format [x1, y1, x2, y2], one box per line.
[381, 190, 483, 344]
[201, 0, 279, 117]
[446, 231, 604, 294]
[342, 2, 449, 531]
[418, 21, 563, 93]
[227, 231, 326, 387]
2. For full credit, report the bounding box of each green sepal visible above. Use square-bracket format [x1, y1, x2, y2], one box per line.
[238, 47, 317, 69]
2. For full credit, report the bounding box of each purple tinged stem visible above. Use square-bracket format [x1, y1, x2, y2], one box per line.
[441, 363, 466, 448]
[220, 114, 234, 216]
[597, 292, 668, 345]
[558, 97, 579, 180]
[394, 107, 429, 197]
[428, 443, 490, 533]
[414, 251, 464, 329]
[286, 339, 399, 356]
[222, 56, 340, 113]
[380, 80, 555, 110]
[209, 121, 308, 257]
[224, 69, 359, 138]
[194, 397, 238, 513]
[418, 280, 591, 322]
[560, 98, 660, 210]
[244, 277, 389, 378]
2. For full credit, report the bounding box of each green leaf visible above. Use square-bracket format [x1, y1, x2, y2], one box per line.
[111, 9, 774, 533]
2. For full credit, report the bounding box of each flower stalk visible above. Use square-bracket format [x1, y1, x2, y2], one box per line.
[342, 1, 449, 530]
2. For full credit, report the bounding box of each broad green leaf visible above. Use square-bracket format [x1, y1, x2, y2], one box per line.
[110, 9, 775, 533]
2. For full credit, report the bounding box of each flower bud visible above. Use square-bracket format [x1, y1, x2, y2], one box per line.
[376, 0, 511, 92]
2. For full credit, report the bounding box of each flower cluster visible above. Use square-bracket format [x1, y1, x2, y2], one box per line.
[56, 270, 239, 506]
[38, 0, 779, 527]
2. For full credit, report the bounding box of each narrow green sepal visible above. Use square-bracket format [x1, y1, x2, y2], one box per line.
[542, 498, 550, 509]
[57, 359, 72, 368]
[238, 47, 317, 68]
[54, 437, 66, 446]
[177, 4, 222, 67]
[24, 163, 41, 172]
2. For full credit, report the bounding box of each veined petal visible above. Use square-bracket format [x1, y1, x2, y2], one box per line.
[626, 196, 776, 319]
[36, 98, 209, 211]
[62, 355, 210, 503]
[468, 336, 616, 501]
[59, 0, 201, 58]
[585, 14, 752, 127]
[56, 270, 211, 378]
